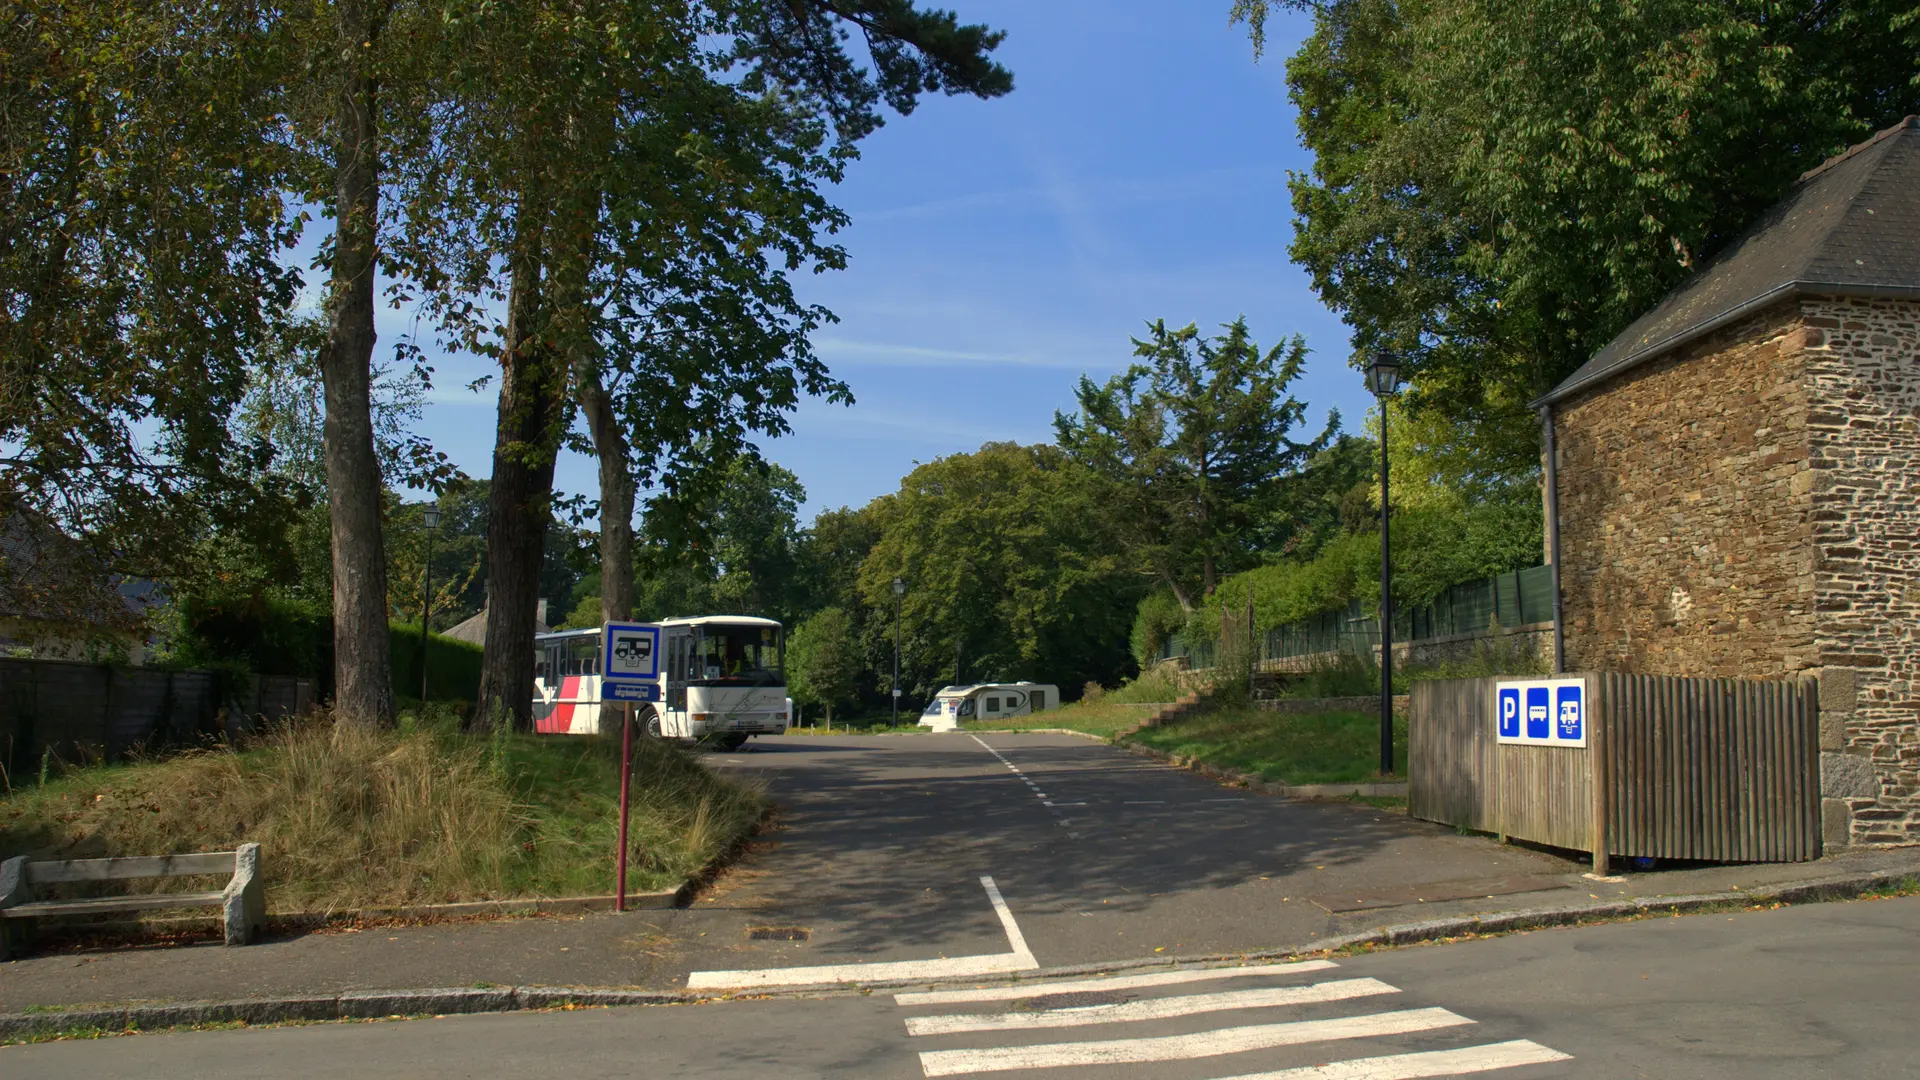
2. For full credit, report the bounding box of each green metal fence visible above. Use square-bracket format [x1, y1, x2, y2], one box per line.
[1156, 565, 1553, 666]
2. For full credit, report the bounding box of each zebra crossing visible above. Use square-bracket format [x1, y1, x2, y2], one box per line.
[891, 959, 1571, 1079]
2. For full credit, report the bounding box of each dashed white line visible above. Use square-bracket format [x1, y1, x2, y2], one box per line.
[904, 978, 1400, 1035]
[916, 1007, 1475, 1075]
[1210, 1040, 1573, 1079]
[894, 960, 1340, 1005]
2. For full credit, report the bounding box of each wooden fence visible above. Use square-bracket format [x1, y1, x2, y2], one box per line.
[1410, 672, 1820, 868]
[0, 659, 315, 784]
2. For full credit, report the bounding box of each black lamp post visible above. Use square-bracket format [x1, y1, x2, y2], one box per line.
[1366, 353, 1403, 776]
[419, 505, 441, 704]
[891, 577, 905, 726]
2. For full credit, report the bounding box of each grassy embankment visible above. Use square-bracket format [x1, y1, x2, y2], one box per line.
[0, 710, 766, 912]
[1126, 705, 1407, 786]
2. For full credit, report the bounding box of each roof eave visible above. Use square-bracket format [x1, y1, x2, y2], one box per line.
[1532, 280, 1920, 411]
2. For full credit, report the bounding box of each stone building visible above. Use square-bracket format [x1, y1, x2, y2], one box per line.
[1538, 117, 1920, 847]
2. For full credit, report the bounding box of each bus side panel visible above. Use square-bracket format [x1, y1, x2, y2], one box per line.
[534, 676, 579, 734]
[568, 675, 604, 735]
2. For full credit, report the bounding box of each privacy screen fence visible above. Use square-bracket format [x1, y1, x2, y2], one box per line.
[0, 659, 314, 784]
[1158, 565, 1554, 667]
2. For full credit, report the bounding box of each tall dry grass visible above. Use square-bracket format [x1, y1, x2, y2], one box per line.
[0, 712, 766, 911]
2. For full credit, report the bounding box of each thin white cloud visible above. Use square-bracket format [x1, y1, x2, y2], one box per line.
[813, 336, 1100, 370]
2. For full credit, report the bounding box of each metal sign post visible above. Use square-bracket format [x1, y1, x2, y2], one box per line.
[616, 703, 633, 912]
[602, 622, 661, 914]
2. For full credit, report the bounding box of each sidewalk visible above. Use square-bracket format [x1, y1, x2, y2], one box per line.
[4, 734, 1918, 1024]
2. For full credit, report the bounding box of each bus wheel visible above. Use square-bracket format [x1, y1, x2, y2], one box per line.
[641, 707, 663, 740]
[718, 733, 748, 752]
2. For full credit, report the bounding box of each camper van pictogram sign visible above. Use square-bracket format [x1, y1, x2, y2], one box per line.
[602, 622, 662, 682]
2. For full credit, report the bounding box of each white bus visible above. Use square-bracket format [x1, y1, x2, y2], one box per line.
[534, 615, 791, 750]
[918, 682, 1059, 732]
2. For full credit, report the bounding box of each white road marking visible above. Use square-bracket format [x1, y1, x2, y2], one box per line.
[980, 876, 1037, 967]
[1041, 801, 1086, 807]
[916, 1008, 1474, 1076]
[687, 876, 1037, 990]
[895, 960, 1340, 1005]
[1122, 800, 1164, 804]
[904, 978, 1399, 1035]
[1210, 1040, 1573, 1079]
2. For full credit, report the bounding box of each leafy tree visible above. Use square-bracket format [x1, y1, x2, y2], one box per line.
[1055, 318, 1334, 613]
[1, 3, 303, 586]
[574, 0, 1017, 634]
[1258, 433, 1376, 560]
[859, 443, 1141, 698]
[787, 606, 861, 726]
[1238, 0, 1920, 470]
[795, 505, 883, 621]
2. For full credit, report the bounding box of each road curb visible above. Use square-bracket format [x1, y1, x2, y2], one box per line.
[8, 866, 1912, 1039]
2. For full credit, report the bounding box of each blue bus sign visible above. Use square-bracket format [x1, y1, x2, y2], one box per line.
[1494, 677, 1587, 748]
[604, 680, 661, 702]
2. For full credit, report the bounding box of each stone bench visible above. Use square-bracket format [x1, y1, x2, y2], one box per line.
[0, 844, 265, 958]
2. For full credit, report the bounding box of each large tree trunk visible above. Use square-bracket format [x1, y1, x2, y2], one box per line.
[577, 360, 635, 623]
[318, 0, 395, 729]
[472, 240, 565, 733]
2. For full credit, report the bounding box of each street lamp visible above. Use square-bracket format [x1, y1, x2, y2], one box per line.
[1366, 353, 1403, 777]
[891, 577, 906, 726]
[419, 505, 441, 705]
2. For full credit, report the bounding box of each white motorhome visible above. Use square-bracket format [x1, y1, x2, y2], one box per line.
[534, 615, 791, 750]
[917, 682, 1059, 732]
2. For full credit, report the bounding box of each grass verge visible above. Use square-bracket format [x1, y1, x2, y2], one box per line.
[1124, 705, 1407, 786]
[0, 710, 767, 911]
[968, 700, 1171, 738]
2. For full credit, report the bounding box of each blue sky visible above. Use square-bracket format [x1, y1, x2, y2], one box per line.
[402, 2, 1365, 522]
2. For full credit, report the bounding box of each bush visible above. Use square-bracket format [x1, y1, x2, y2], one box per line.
[1080, 681, 1107, 703]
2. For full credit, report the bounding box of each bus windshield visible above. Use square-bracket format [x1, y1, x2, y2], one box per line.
[692, 623, 784, 687]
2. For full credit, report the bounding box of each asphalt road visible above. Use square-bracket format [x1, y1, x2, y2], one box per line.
[681, 732, 1568, 977]
[4, 732, 1574, 1010]
[13, 892, 1918, 1079]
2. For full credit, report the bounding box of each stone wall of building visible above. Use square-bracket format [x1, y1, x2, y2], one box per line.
[1801, 294, 1920, 845]
[1554, 301, 1819, 678]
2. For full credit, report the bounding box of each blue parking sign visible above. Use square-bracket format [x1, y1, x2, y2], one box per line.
[1556, 684, 1583, 742]
[1498, 688, 1521, 738]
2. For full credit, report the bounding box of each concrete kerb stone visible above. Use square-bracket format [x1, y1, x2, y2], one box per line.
[0, 986, 704, 1041]
[10, 867, 1914, 1040]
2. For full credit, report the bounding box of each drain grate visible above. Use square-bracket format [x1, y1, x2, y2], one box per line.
[747, 926, 811, 941]
[1015, 990, 1133, 1011]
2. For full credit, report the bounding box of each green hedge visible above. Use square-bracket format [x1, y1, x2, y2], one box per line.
[171, 596, 483, 703]
[387, 623, 484, 704]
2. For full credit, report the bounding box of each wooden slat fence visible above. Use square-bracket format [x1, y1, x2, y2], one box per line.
[0, 659, 314, 784]
[1411, 672, 1820, 865]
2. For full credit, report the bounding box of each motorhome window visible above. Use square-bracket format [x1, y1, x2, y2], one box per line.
[921, 699, 943, 717]
[957, 699, 976, 717]
[690, 623, 784, 686]
[985, 697, 1000, 711]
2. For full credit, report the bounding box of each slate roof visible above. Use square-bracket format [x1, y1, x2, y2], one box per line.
[0, 498, 145, 629]
[1540, 116, 1920, 407]
[442, 599, 549, 646]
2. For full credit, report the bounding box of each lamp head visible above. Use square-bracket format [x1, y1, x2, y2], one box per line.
[1365, 353, 1403, 397]
[892, 577, 906, 598]
[423, 506, 442, 529]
